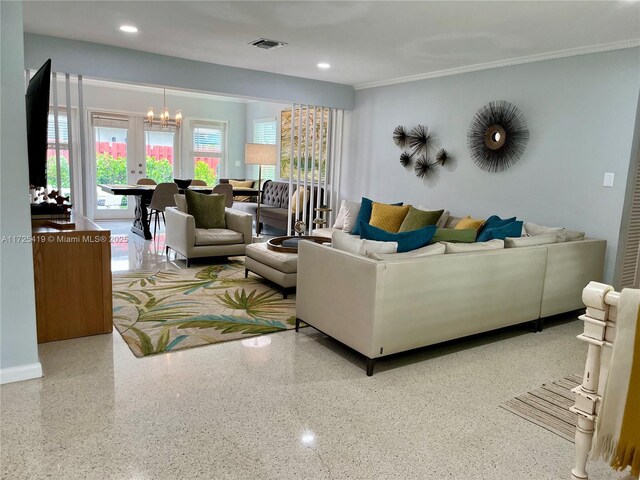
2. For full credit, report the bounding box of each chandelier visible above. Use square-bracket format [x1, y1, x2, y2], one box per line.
[145, 88, 183, 128]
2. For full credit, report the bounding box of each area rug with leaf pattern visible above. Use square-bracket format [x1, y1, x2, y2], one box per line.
[112, 260, 296, 357]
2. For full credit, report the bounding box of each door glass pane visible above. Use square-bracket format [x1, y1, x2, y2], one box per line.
[95, 126, 128, 210]
[193, 126, 221, 186]
[145, 130, 175, 184]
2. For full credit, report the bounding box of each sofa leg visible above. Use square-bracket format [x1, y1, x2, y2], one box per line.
[283, 288, 288, 299]
[165, 245, 170, 257]
[185, 258, 190, 268]
[295, 317, 301, 332]
[538, 318, 544, 332]
[366, 358, 375, 377]
[244, 268, 249, 279]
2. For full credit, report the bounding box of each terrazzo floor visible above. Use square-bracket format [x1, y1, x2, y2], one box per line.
[0, 221, 631, 479]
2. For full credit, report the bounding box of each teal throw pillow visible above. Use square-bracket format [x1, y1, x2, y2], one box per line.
[476, 215, 516, 241]
[184, 190, 226, 229]
[398, 207, 444, 232]
[359, 221, 436, 253]
[352, 197, 403, 236]
[477, 220, 523, 242]
[430, 228, 477, 244]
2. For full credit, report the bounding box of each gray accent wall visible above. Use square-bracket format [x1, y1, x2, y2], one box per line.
[343, 48, 640, 283]
[23, 34, 355, 110]
[1, 2, 42, 382]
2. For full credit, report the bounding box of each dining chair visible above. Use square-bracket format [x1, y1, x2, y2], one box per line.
[212, 183, 234, 208]
[190, 179, 207, 186]
[149, 182, 179, 237]
[137, 178, 157, 185]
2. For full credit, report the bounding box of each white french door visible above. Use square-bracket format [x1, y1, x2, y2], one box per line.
[90, 114, 142, 220]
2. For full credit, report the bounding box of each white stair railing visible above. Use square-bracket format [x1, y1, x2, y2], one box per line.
[570, 281, 620, 480]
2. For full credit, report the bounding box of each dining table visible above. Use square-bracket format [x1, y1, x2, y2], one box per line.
[99, 184, 259, 240]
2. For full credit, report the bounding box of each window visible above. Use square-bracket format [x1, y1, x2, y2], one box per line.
[47, 111, 71, 197]
[248, 118, 277, 181]
[144, 127, 177, 184]
[280, 108, 328, 181]
[192, 122, 226, 186]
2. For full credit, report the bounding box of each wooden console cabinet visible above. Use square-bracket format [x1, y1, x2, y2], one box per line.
[32, 211, 113, 343]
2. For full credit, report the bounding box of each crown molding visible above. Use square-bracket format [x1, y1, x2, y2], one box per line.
[354, 39, 640, 90]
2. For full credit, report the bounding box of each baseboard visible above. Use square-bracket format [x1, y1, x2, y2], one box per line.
[0, 362, 43, 385]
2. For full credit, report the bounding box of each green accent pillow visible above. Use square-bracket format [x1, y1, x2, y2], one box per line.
[399, 207, 444, 232]
[184, 190, 226, 229]
[430, 228, 477, 244]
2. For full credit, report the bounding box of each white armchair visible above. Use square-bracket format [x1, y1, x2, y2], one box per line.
[165, 195, 252, 266]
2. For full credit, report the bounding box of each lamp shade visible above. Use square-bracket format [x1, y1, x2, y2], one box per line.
[245, 144, 277, 166]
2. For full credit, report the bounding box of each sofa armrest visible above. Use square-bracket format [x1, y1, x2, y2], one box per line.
[225, 208, 253, 245]
[165, 207, 195, 256]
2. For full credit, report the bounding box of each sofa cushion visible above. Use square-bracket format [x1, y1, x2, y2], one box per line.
[332, 230, 397, 256]
[524, 222, 568, 242]
[341, 200, 363, 233]
[313, 228, 338, 239]
[417, 206, 449, 228]
[370, 203, 410, 232]
[399, 207, 444, 232]
[245, 243, 298, 273]
[505, 233, 557, 248]
[352, 197, 403, 236]
[229, 179, 256, 201]
[185, 190, 226, 229]
[476, 215, 517, 241]
[359, 221, 436, 253]
[194, 228, 243, 246]
[477, 220, 523, 242]
[367, 242, 446, 261]
[444, 239, 504, 253]
[454, 216, 485, 231]
[566, 230, 586, 242]
[175, 194, 188, 213]
[290, 186, 309, 214]
[430, 228, 477, 244]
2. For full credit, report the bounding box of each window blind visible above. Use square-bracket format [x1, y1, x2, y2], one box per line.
[248, 118, 277, 181]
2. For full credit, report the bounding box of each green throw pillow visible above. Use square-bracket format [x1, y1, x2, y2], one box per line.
[184, 190, 226, 229]
[430, 228, 477, 244]
[399, 207, 444, 232]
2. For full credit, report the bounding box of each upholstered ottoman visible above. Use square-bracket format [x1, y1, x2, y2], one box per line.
[244, 243, 298, 298]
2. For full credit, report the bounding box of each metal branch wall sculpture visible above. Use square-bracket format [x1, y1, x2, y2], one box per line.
[393, 124, 452, 183]
[467, 100, 529, 173]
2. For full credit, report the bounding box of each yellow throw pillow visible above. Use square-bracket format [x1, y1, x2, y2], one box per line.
[369, 203, 411, 233]
[229, 180, 255, 202]
[290, 186, 309, 215]
[454, 216, 485, 231]
[228, 180, 255, 188]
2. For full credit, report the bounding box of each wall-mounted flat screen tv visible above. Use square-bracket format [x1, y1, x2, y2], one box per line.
[25, 59, 51, 189]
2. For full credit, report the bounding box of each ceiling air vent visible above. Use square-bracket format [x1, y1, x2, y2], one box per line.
[249, 38, 287, 50]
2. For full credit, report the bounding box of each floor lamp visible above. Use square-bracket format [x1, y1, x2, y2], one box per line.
[244, 144, 277, 237]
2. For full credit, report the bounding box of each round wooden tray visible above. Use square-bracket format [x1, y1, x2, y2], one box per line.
[266, 236, 328, 253]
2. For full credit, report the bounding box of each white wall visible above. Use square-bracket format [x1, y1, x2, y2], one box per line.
[344, 48, 640, 283]
[24, 34, 354, 110]
[0, 1, 42, 384]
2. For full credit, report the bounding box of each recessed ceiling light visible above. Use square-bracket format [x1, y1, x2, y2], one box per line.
[119, 25, 138, 33]
[317, 63, 331, 69]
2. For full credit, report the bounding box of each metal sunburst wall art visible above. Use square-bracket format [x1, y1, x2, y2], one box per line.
[467, 100, 530, 173]
[414, 154, 439, 180]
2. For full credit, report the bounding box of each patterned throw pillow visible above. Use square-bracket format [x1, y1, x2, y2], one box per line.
[359, 221, 436, 253]
[454, 216, 485, 231]
[369, 203, 411, 232]
[352, 197, 403, 236]
[185, 190, 226, 229]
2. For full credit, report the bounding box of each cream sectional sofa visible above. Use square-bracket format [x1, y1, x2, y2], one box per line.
[295, 236, 606, 375]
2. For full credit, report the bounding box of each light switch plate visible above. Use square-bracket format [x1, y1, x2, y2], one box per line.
[603, 172, 614, 187]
